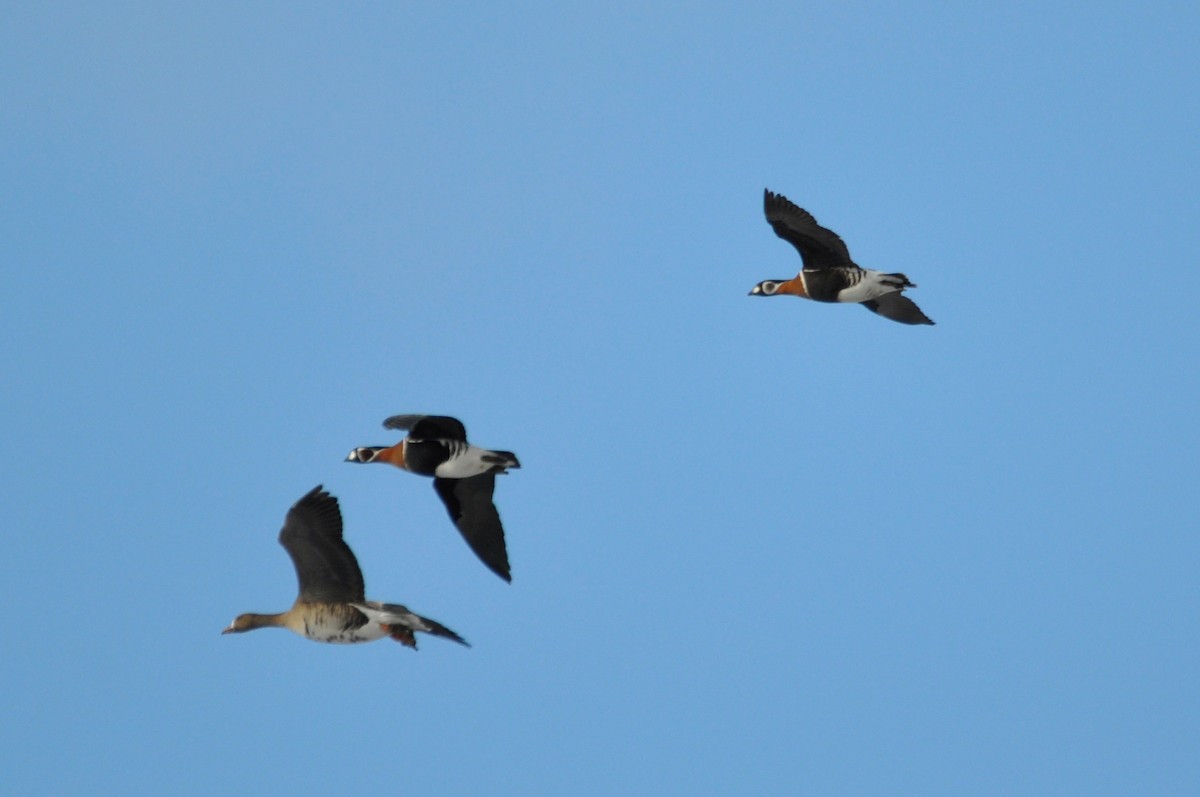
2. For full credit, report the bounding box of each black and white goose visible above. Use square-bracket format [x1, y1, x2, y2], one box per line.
[346, 415, 520, 582]
[749, 188, 935, 325]
[222, 485, 467, 649]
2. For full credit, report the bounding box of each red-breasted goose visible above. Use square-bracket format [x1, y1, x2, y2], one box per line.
[346, 415, 519, 583]
[750, 189, 935, 325]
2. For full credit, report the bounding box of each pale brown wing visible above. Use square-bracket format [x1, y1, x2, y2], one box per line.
[278, 486, 366, 603]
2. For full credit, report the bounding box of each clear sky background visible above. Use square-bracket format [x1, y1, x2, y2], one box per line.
[3, 3, 1197, 795]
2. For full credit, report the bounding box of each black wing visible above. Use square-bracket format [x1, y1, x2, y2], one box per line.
[383, 414, 468, 442]
[764, 189, 856, 271]
[862, 293, 936, 325]
[278, 486, 366, 603]
[432, 474, 511, 582]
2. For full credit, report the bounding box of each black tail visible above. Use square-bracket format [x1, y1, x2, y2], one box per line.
[484, 450, 521, 469]
[882, 272, 917, 289]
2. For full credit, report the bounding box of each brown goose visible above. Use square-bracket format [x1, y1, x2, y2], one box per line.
[222, 485, 467, 649]
[750, 188, 935, 325]
[346, 414, 519, 582]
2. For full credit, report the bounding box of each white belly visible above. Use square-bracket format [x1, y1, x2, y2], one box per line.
[434, 445, 497, 478]
[836, 270, 899, 303]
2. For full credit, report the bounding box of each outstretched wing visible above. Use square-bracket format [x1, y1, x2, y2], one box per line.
[278, 485, 366, 603]
[432, 474, 512, 582]
[861, 293, 936, 325]
[383, 414, 468, 442]
[764, 189, 856, 271]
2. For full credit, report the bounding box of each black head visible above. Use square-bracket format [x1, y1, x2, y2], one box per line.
[345, 446, 385, 463]
[749, 280, 785, 297]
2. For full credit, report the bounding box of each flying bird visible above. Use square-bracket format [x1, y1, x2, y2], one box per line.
[222, 485, 467, 649]
[750, 189, 935, 325]
[346, 414, 519, 582]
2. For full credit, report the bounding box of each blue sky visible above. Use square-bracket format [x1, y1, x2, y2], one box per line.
[3, 2, 1197, 794]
